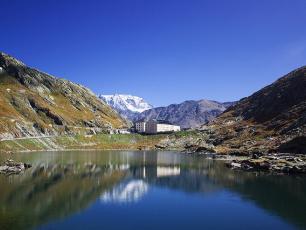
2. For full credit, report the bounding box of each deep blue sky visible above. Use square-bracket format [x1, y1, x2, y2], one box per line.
[1, 0, 306, 106]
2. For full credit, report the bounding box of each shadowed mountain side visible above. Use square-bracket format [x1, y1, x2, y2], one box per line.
[207, 66, 306, 154]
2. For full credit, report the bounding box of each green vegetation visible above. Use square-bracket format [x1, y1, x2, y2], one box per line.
[0, 133, 168, 152]
[173, 130, 201, 138]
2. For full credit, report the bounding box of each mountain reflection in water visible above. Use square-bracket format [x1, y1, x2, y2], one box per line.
[100, 180, 149, 203]
[0, 151, 305, 230]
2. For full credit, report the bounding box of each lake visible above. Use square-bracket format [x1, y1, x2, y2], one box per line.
[0, 151, 305, 230]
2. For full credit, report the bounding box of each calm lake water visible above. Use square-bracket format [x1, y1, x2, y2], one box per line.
[0, 151, 306, 230]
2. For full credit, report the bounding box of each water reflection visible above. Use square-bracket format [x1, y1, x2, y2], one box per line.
[0, 151, 305, 230]
[157, 166, 180, 177]
[0, 160, 125, 230]
[100, 180, 149, 203]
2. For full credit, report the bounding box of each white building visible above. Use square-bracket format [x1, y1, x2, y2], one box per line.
[135, 120, 180, 134]
[135, 121, 146, 133]
[157, 123, 180, 133]
[157, 166, 180, 177]
[117, 129, 131, 134]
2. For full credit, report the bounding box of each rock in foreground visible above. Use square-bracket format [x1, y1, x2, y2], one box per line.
[225, 154, 306, 174]
[0, 159, 32, 175]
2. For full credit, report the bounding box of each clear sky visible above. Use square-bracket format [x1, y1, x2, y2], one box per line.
[1, 0, 306, 106]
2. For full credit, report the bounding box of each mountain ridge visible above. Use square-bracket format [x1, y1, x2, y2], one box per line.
[135, 99, 235, 128]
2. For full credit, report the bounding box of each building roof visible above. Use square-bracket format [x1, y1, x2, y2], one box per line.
[147, 119, 174, 125]
[134, 119, 146, 123]
[156, 120, 173, 125]
[135, 119, 179, 126]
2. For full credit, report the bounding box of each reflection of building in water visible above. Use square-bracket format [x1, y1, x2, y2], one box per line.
[157, 152, 180, 165]
[102, 151, 181, 174]
[100, 152, 181, 204]
[157, 167, 180, 177]
[134, 166, 181, 179]
[131, 152, 181, 179]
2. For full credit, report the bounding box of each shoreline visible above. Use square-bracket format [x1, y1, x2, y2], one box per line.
[1, 148, 306, 175]
[1, 134, 306, 175]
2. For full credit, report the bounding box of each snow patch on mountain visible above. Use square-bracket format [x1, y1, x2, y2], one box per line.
[99, 94, 153, 120]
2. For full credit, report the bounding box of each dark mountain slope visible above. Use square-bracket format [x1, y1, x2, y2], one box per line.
[229, 66, 306, 131]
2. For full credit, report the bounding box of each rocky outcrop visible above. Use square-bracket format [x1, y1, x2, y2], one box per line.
[135, 100, 235, 129]
[0, 159, 32, 175]
[225, 154, 306, 174]
[0, 52, 127, 139]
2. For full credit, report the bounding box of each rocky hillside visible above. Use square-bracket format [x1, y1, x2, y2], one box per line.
[135, 100, 235, 129]
[159, 66, 306, 155]
[0, 52, 127, 139]
[99, 94, 153, 121]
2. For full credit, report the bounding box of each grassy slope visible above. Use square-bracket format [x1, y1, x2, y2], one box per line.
[0, 134, 167, 152]
[0, 72, 126, 137]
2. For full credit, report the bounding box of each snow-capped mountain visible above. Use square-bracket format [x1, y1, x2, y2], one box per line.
[99, 94, 153, 120]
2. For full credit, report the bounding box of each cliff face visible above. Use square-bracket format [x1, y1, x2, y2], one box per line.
[205, 66, 306, 154]
[0, 52, 127, 139]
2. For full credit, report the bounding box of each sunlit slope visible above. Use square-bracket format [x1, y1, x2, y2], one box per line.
[0, 52, 127, 139]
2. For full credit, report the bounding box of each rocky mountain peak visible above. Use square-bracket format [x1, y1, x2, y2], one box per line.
[99, 94, 153, 113]
[0, 52, 26, 69]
